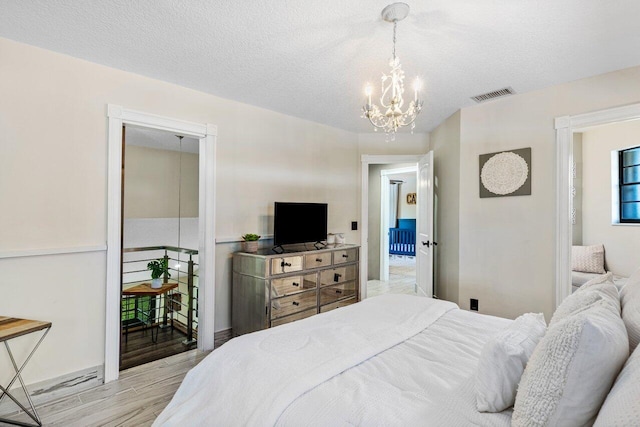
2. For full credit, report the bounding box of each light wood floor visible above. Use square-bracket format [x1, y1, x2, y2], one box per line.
[3, 332, 231, 427]
[368, 255, 417, 297]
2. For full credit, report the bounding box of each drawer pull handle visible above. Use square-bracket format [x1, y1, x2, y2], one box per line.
[281, 261, 292, 267]
[334, 273, 342, 282]
[316, 258, 323, 262]
[292, 301, 300, 306]
[335, 289, 343, 294]
[292, 282, 299, 287]
[342, 254, 348, 258]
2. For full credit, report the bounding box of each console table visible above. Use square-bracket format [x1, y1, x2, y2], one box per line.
[0, 317, 51, 427]
[232, 244, 360, 336]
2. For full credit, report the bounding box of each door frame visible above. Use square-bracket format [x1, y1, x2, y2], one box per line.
[379, 166, 418, 281]
[360, 154, 423, 300]
[554, 102, 640, 308]
[105, 105, 217, 383]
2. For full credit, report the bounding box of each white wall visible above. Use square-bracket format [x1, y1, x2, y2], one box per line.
[124, 145, 199, 219]
[0, 37, 361, 386]
[456, 65, 640, 321]
[573, 133, 584, 245]
[581, 119, 640, 276]
[398, 173, 417, 219]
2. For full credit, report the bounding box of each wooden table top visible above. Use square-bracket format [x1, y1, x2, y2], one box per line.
[0, 317, 52, 342]
[122, 282, 179, 296]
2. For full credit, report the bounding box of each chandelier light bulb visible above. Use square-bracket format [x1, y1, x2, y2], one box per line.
[365, 83, 373, 105]
[413, 78, 422, 100]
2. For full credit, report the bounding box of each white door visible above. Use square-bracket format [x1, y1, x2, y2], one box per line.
[416, 151, 434, 297]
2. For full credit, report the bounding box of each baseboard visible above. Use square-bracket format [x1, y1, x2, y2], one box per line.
[0, 365, 104, 417]
[214, 328, 232, 348]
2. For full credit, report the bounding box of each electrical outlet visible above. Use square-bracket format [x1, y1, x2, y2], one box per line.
[351, 221, 358, 230]
[470, 298, 479, 311]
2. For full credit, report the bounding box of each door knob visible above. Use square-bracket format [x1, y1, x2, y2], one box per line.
[422, 241, 430, 247]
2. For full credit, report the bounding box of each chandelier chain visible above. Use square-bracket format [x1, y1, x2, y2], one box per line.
[392, 20, 397, 60]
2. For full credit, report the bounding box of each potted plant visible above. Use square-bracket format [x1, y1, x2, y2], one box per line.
[147, 258, 171, 289]
[241, 234, 261, 253]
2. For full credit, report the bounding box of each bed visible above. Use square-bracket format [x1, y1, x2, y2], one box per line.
[155, 275, 640, 427]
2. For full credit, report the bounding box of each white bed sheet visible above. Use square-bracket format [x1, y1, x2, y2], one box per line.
[278, 308, 514, 427]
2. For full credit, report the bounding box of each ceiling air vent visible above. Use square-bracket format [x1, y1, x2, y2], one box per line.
[471, 87, 516, 103]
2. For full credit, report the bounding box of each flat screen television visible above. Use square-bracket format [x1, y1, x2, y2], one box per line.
[273, 202, 328, 246]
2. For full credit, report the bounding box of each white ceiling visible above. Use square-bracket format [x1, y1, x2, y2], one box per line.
[2, 1, 640, 133]
[126, 126, 199, 154]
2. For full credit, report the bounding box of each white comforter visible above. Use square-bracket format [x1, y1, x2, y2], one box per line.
[154, 295, 513, 426]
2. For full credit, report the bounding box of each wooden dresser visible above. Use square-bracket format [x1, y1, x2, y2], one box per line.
[232, 244, 359, 336]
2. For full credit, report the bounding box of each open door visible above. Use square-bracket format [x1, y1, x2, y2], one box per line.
[416, 151, 434, 297]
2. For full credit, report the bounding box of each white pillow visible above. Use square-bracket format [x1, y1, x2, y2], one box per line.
[572, 244, 606, 274]
[577, 273, 620, 307]
[550, 278, 620, 327]
[475, 313, 547, 413]
[595, 343, 640, 426]
[512, 304, 629, 427]
[621, 267, 640, 352]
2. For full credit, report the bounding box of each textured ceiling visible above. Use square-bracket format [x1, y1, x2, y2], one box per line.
[1, 1, 640, 133]
[126, 127, 199, 154]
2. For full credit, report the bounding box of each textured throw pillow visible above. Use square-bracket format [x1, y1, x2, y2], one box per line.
[594, 343, 640, 426]
[475, 313, 547, 413]
[572, 244, 606, 274]
[550, 278, 620, 327]
[512, 304, 629, 427]
[621, 267, 640, 352]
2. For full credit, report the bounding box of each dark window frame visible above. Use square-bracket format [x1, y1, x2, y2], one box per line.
[618, 146, 640, 223]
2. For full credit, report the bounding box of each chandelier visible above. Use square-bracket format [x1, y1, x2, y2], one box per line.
[362, 3, 423, 139]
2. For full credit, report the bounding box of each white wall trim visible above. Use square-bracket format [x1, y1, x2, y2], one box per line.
[0, 245, 106, 259]
[360, 154, 422, 300]
[105, 104, 217, 383]
[555, 102, 640, 308]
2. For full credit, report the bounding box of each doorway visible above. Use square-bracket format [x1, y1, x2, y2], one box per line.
[369, 166, 418, 297]
[555, 102, 640, 306]
[119, 127, 200, 370]
[105, 105, 217, 383]
[360, 153, 435, 300]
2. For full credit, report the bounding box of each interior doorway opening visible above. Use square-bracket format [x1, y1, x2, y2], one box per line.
[369, 166, 418, 297]
[360, 153, 435, 301]
[119, 126, 200, 370]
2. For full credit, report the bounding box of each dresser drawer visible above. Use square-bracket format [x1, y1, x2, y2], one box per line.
[319, 265, 357, 287]
[270, 308, 316, 327]
[271, 289, 317, 319]
[320, 297, 357, 313]
[271, 255, 303, 275]
[333, 248, 358, 265]
[319, 281, 357, 305]
[271, 274, 316, 298]
[304, 252, 332, 269]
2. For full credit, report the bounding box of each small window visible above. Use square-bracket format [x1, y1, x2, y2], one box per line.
[619, 146, 640, 223]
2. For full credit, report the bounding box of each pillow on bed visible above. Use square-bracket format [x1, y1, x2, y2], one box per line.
[475, 312, 547, 413]
[621, 267, 640, 352]
[512, 303, 629, 427]
[549, 278, 620, 327]
[572, 244, 606, 274]
[594, 341, 640, 426]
